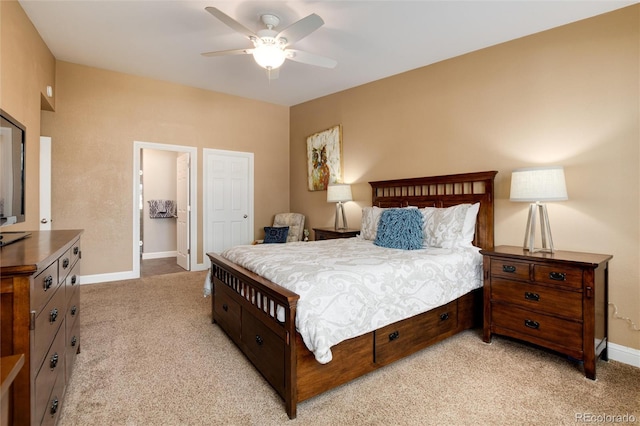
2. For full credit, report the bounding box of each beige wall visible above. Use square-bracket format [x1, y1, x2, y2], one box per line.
[40, 61, 289, 274]
[0, 0, 55, 233]
[290, 5, 640, 350]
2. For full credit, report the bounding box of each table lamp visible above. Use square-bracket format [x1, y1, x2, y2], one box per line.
[327, 183, 352, 230]
[510, 166, 568, 253]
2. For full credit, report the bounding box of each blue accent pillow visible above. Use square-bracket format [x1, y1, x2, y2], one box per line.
[264, 226, 289, 244]
[374, 209, 424, 250]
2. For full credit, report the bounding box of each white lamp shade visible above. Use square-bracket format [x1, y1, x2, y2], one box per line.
[510, 166, 568, 202]
[327, 184, 352, 203]
[252, 44, 286, 69]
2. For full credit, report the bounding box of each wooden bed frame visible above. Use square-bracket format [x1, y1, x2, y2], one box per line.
[207, 171, 497, 419]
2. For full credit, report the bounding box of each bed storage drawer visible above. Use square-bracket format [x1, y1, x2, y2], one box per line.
[213, 282, 241, 342]
[375, 301, 457, 366]
[241, 311, 285, 396]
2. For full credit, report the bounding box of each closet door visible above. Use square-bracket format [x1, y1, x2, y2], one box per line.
[176, 152, 190, 270]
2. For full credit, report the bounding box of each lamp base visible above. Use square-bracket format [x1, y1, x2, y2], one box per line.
[523, 202, 556, 253]
[334, 202, 348, 230]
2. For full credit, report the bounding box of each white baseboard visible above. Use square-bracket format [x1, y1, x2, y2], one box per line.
[141, 251, 177, 260]
[81, 270, 138, 284]
[80, 262, 208, 285]
[608, 342, 640, 368]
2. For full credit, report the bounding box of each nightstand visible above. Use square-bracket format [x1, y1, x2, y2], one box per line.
[313, 228, 360, 241]
[481, 245, 612, 380]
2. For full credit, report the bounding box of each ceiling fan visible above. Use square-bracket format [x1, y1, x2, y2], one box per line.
[201, 7, 337, 80]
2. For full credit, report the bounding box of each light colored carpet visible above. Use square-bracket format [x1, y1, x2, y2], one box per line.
[59, 271, 639, 425]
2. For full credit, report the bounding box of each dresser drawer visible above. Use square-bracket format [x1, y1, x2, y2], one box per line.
[69, 239, 81, 268]
[40, 363, 65, 426]
[34, 323, 65, 425]
[213, 282, 241, 342]
[375, 301, 457, 365]
[66, 286, 81, 333]
[533, 264, 583, 289]
[32, 260, 60, 313]
[33, 285, 66, 374]
[241, 311, 285, 396]
[59, 248, 74, 282]
[65, 260, 81, 305]
[490, 259, 529, 281]
[492, 304, 582, 351]
[66, 319, 81, 382]
[490, 278, 582, 319]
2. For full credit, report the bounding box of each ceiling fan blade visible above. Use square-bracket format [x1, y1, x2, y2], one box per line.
[205, 7, 258, 40]
[286, 49, 337, 69]
[276, 13, 324, 46]
[201, 48, 253, 57]
[266, 68, 280, 81]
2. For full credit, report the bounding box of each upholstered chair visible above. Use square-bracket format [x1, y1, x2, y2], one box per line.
[272, 213, 306, 242]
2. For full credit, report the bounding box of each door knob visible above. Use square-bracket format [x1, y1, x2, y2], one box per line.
[243, 215, 248, 218]
[41, 218, 49, 224]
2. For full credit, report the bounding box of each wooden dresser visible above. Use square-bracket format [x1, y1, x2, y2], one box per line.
[481, 245, 611, 380]
[0, 230, 83, 425]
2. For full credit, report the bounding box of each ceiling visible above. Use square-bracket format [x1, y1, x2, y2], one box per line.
[19, 1, 636, 107]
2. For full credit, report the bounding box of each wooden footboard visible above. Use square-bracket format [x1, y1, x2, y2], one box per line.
[208, 253, 300, 417]
[207, 170, 496, 419]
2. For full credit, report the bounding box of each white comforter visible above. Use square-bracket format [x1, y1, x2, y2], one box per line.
[217, 237, 483, 364]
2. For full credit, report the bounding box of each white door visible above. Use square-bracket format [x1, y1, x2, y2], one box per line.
[40, 136, 52, 230]
[176, 152, 190, 270]
[204, 149, 253, 257]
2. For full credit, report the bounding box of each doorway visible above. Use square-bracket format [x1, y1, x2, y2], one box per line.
[133, 141, 197, 278]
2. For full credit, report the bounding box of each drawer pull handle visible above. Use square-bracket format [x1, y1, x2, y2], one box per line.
[549, 271, 566, 281]
[440, 313, 449, 321]
[73, 246, 80, 255]
[524, 292, 540, 302]
[502, 265, 516, 273]
[222, 303, 228, 312]
[50, 308, 58, 323]
[255, 335, 264, 346]
[71, 305, 78, 316]
[50, 397, 59, 415]
[44, 275, 54, 290]
[71, 336, 77, 347]
[389, 331, 400, 342]
[62, 258, 70, 269]
[50, 353, 59, 369]
[524, 319, 540, 330]
[71, 275, 77, 285]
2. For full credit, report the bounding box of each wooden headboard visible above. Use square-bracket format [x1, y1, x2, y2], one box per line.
[369, 171, 498, 250]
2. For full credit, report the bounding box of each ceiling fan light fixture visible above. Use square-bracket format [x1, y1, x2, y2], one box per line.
[252, 43, 286, 70]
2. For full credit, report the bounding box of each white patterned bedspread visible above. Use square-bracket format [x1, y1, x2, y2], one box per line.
[217, 237, 483, 364]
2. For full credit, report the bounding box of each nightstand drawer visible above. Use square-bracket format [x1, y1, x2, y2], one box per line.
[533, 265, 582, 289]
[491, 278, 582, 319]
[490, 259, 529, 280]
[492, 304, 582, 350]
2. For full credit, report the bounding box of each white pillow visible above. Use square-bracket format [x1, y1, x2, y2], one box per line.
[361, 206, 385, 240]
[460, 202, 480, 247]
[421, 204, 472, 248]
